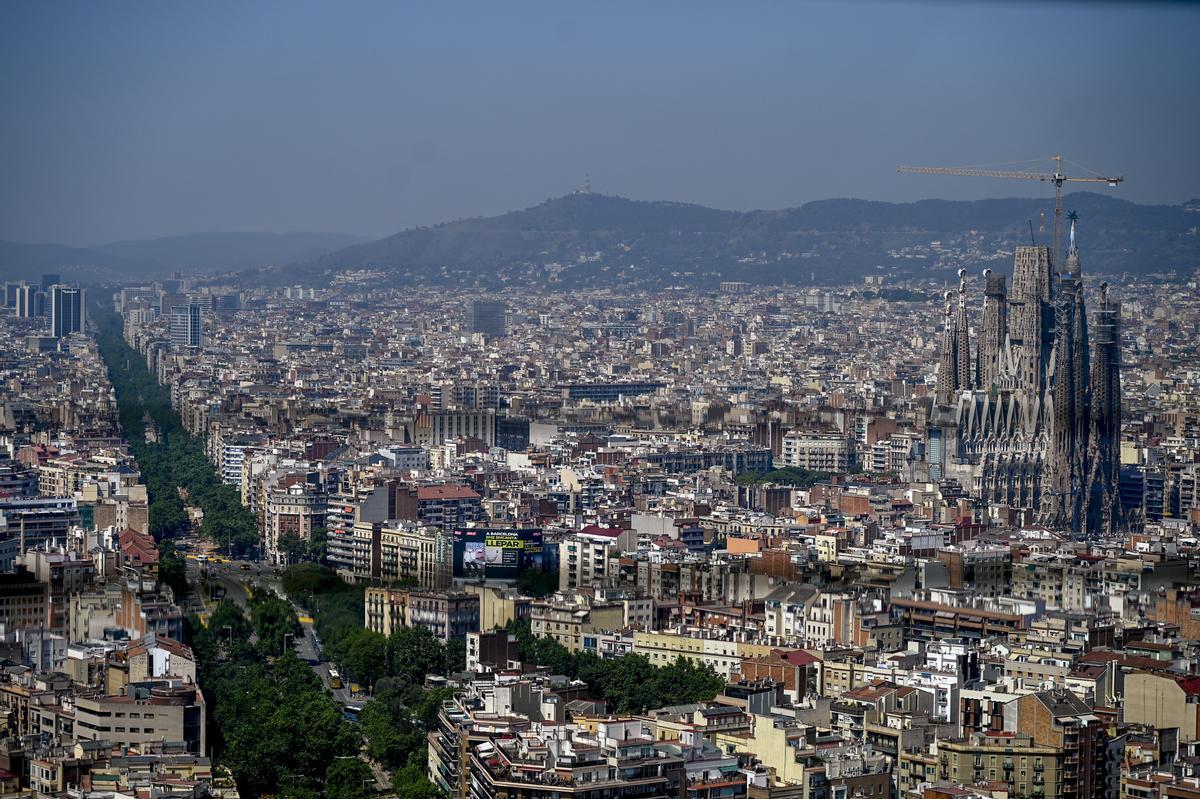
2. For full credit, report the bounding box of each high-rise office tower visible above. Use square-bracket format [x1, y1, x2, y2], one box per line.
[469, 300, 507, 338]
[49, 284, 85, 337]
[3, 282, 23, 308]
[170, 303, 202, 348]
[158, 272, 185, 293]
[40, 273, 60, 292]
[16, 285, 41, 319]
[160, 292, 188, 315]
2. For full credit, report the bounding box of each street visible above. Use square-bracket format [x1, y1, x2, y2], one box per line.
[179, 541, 391, 789]
[184, 546, 362, 707]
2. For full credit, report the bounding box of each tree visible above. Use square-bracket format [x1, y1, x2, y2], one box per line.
[504, 620, 724, 713]
[209, 598, 253, 642]
[281, 564, 366, 658]
[158, 542, 188, 600]
[95, 304, 371, 799]
[391, 762, 444, 799]
[387, 626, 447, 686]
[307, 525, 328, 563]
[325, 758, 375, 799]
[359, 696, 426, 769]
[189, 600, 256, 672]
[444, 638, 466, 675]
[282, 562, 342, 598]
[249, 593, 300, 657]
[149, 497, 188, 538]
[516, 568, 559, 598]
[277, 781, 321, 799]
[531, 635, 574, 677]
[412, 686, 455, 731]
[279, 533, 308, 564]
[656, 656, 725, 706]
[208, 652, 361, 797]
[341, 629, 389, 689]
[598, 653, 658, 712]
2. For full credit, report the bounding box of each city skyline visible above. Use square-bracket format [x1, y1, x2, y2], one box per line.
[1, 5, 1199, 799]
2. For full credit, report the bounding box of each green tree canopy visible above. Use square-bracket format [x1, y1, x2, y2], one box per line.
[340, 628, 389, 689]
[249, 592, 300, 658]
[325, 758, 376, 799]
[392, 762, 445, 799]
[515, 568, 559, 598]
[157, 542, 188, 600]
[507, 621, 726, 713]
[208, 652, 361, 797]
[387, 626, 447, 686]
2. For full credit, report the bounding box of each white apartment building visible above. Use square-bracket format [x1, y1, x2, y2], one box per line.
[781, 431, 851, 472]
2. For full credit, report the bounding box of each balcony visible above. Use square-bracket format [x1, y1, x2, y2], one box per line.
[430, 732, 456, 762]
[686, 775, 742, 792]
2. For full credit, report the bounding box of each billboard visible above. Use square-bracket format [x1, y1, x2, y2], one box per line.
[453, 527, 543, 580]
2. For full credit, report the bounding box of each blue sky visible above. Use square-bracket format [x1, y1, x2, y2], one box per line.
[2, 1, 1197, 244]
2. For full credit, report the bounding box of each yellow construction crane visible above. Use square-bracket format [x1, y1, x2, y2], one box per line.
[897, 155, 1124, 261]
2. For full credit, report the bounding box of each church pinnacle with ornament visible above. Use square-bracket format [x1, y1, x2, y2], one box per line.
[926, 214, 1124, 537]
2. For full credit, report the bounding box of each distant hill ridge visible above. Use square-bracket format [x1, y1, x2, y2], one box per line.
[291, 191, 1198, 287]
[2, 192, 1196, 287]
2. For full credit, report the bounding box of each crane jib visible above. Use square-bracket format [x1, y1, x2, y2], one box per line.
[896, 158, 1124, 259]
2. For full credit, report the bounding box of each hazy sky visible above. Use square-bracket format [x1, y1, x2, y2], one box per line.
[2, 1, 1198, 245]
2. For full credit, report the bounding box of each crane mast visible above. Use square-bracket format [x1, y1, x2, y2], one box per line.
[897, 155, 1124, 263]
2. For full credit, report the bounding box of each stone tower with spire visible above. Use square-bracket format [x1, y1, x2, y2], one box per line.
[1040, 216, 1092, 530]
[935, 271, 975, 407]
[935, 290, 958, 406]
[1082, 280, 1124, 534]
[1008, 245, 1055, 395]
[976, 269, 1007, 391]
[954, 269, 972, 391]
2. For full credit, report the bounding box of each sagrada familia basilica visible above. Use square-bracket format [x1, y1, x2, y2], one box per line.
[928, 217, 1123, 537]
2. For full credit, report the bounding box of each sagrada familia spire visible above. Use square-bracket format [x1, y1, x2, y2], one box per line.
[929, 214, 1124, 537]
[934, 269, 975, 406]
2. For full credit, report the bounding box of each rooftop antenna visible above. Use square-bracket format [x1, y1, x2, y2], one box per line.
[1028, 220, 1036, 246]
[584, 173, 592, 194]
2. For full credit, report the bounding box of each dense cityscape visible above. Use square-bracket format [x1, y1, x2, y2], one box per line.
[2, 212, 1200, 799]
[3, 3, 1199, 799]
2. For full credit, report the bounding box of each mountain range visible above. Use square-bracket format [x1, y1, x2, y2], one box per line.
[4, 193, 1197, 288]
[258, 191, 1200, 288]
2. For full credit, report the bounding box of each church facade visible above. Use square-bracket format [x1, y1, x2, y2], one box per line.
[928, 219, 1123, 537]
